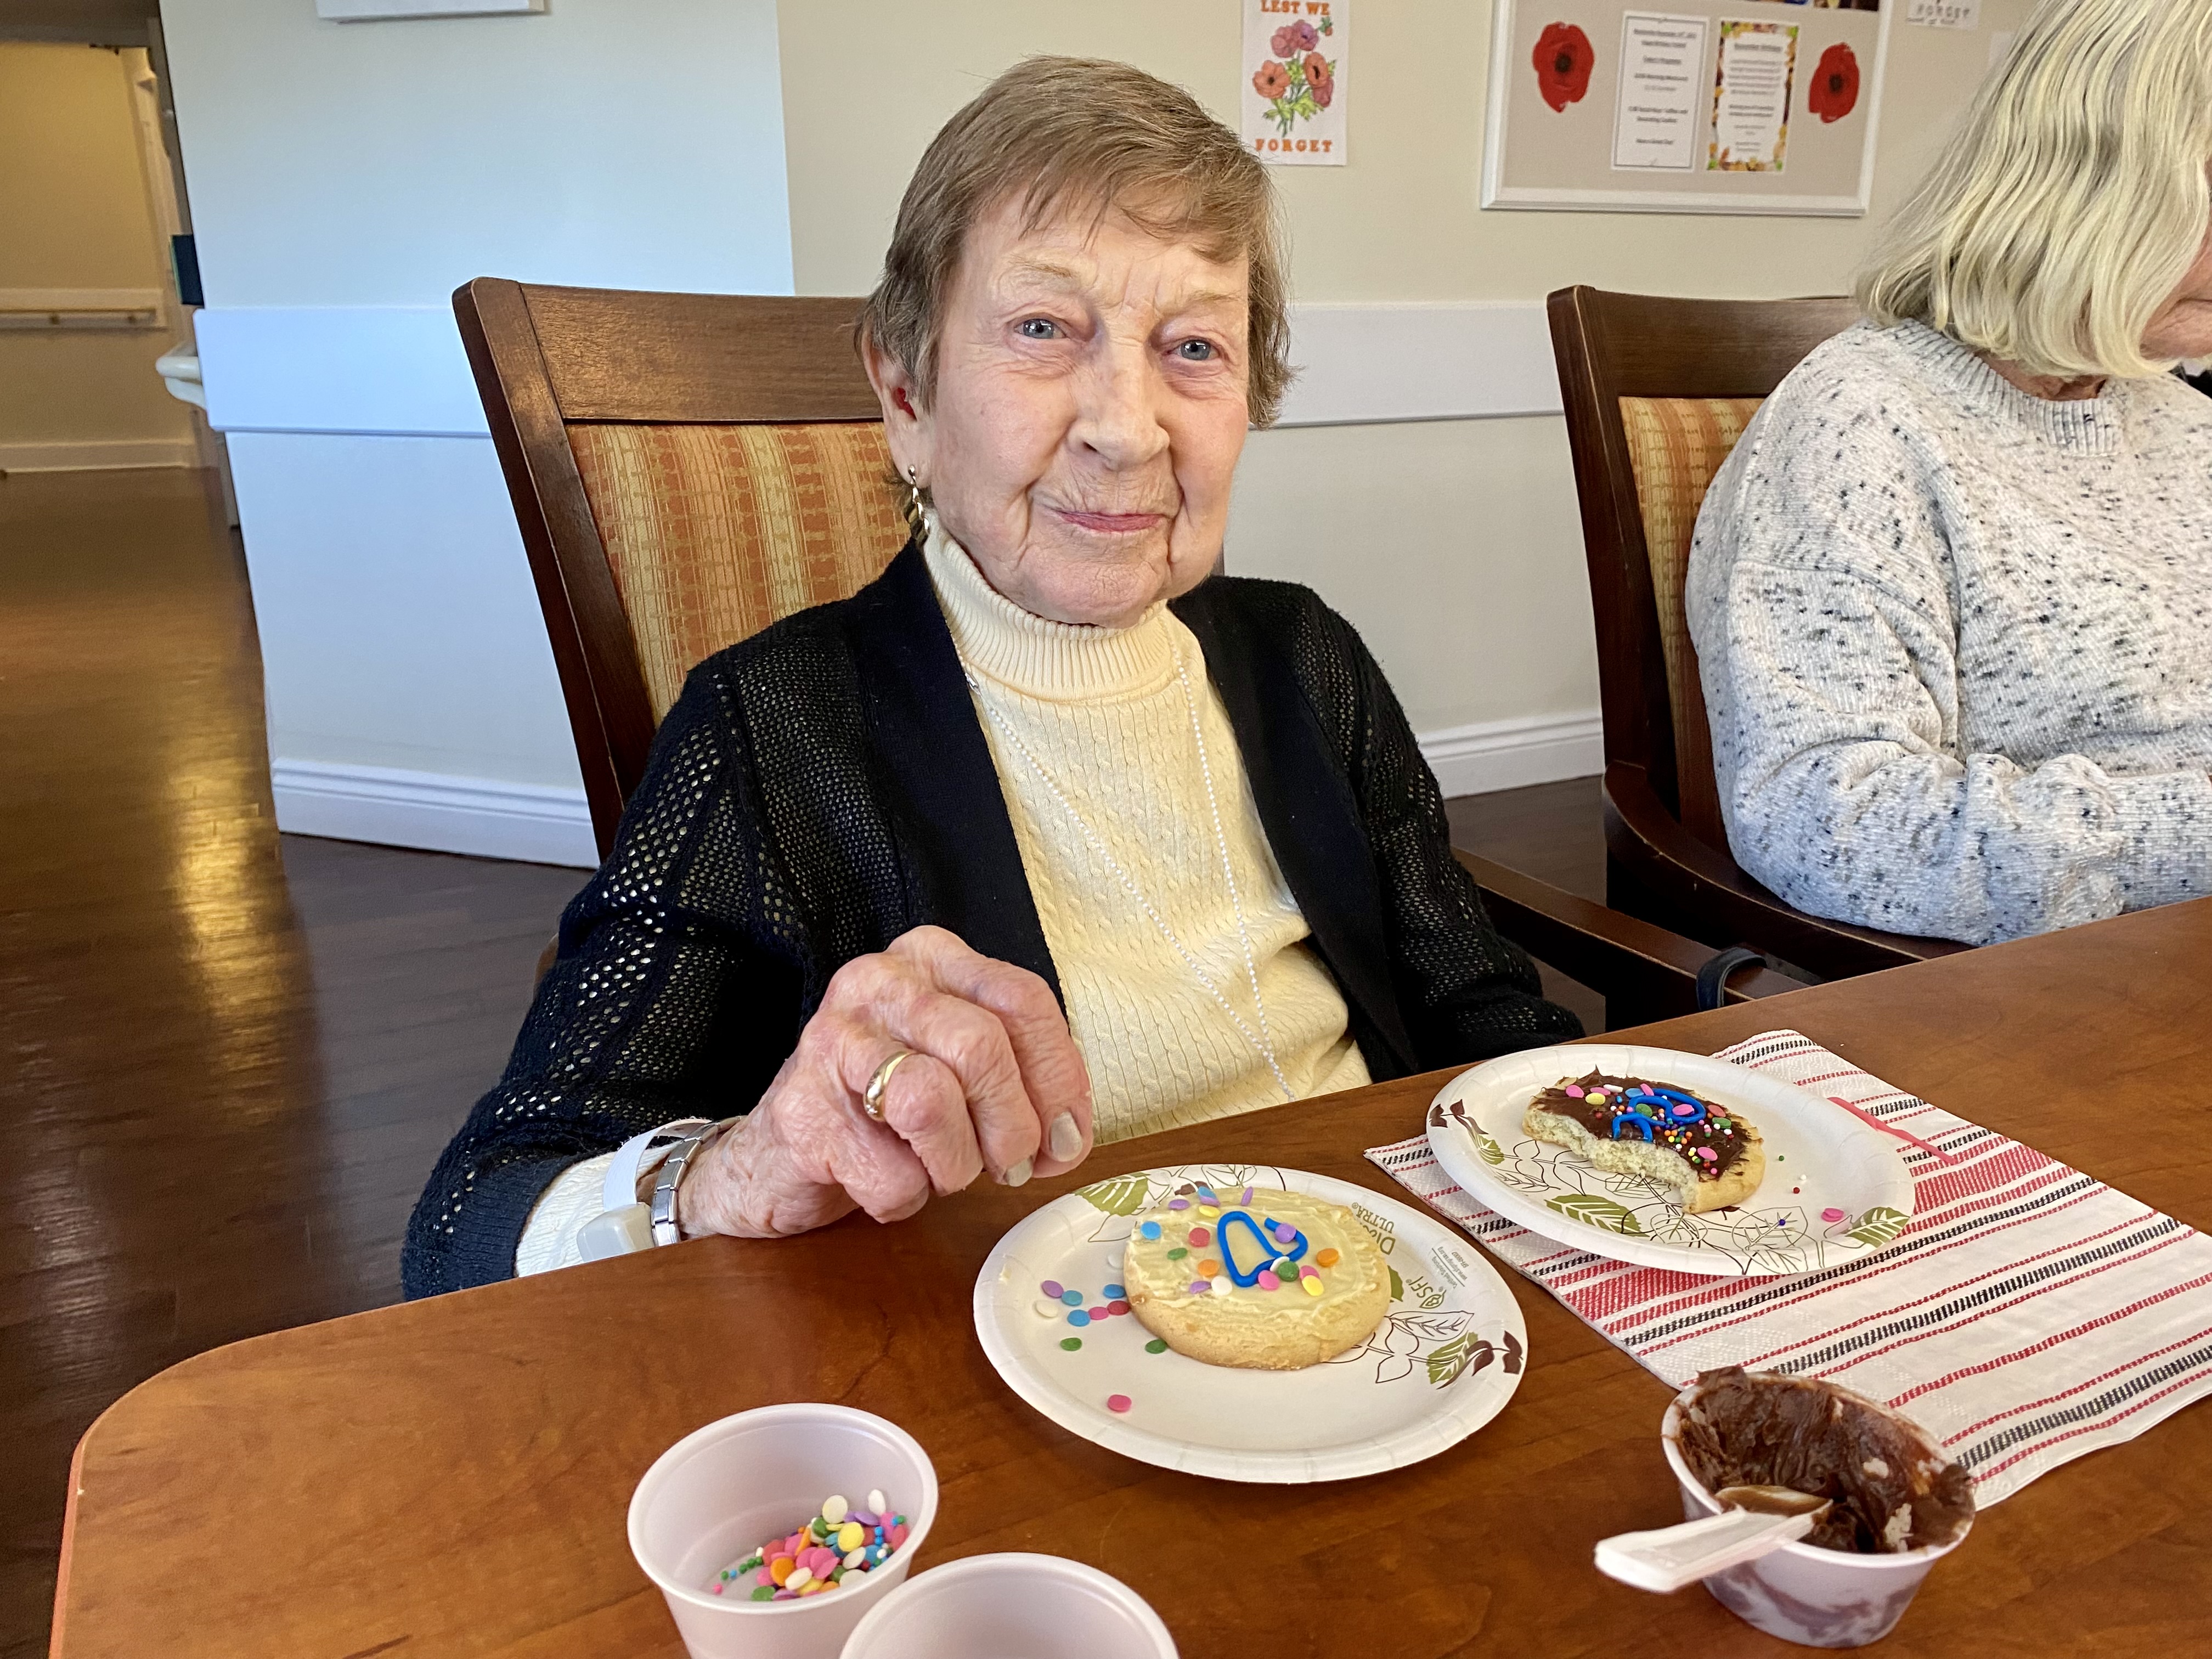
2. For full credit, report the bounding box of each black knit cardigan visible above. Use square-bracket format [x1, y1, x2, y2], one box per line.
[402, 543, 1579, 1296]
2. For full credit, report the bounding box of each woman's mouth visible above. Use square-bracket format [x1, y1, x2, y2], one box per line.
[1052, 508, 1169, 535]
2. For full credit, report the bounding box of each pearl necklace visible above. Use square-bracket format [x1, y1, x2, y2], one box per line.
[961, 646, 1293, 1104]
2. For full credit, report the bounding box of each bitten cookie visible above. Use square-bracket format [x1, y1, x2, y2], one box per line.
[1122, 1182, 1390, 1370]
[1523, 1071, 1764, 1214]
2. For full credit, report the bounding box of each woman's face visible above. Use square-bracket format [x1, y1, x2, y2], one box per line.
[866, 195, 1252, 628]
[2143, 197, 2212, 363]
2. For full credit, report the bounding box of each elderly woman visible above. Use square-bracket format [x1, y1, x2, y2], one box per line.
[402, 59, 1576, 1297]
[1688, 0, 2212, 947]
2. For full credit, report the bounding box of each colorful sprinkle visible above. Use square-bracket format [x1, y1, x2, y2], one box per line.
[1033, 1298, 1064, 1318]
[1066, 1310, 1091, 1327]
[1316, 1248, 1340, 1268]
[1167, 1198, 1189, 1210]
[1302, 1273, 1325, 1296]
[1087, 1306, 1108, 1321]
[1197, 1258, 1222, 1278]
[1188, 1227, 1210, 1246]
[1040, 1279, 1064, 1299]
[718, 1494, 905, 1596]
[1240, 1186, 1255, 1204]
[1821, 1207, 1848, 1223]
[1565, 1084, 1585, 1098]
[1209, 1275, 1232, 1297]
[1138, 1222, 1162, 1240]
[1059, 1289, 1084, 1306]
[1145, 1338, 1169, 1353]
[1166, 1246, 1188, 1260]
[1103, 1283, 1125, 1299]
[1272, 1221, 1296, 1244]
[1107, 1394, 1132, 1414]
[1188, 1280, 1210, 1295]
[1107, 1299, 1130, 1316]
[1060, 1336, 1082, 1351]
[1256, 1269, 1281, 1291]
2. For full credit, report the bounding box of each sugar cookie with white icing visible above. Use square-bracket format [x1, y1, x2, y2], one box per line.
[1121, 1181, 1390, 1370]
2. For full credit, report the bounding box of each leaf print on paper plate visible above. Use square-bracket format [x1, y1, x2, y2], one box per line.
[1075, 1175, 1152, 1216]
[1544, 1191, 1645, 1235]
[1846, 1205, 1910, 1248]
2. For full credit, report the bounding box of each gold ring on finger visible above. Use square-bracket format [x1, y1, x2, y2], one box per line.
[862, 1048, 916, 1124]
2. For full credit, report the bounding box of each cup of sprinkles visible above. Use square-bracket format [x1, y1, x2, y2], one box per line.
[628, 1403, 936, 1659]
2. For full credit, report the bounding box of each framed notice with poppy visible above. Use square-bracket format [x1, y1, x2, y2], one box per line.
[1482, 0, 1889, 214]
[1242, 0, 1347, 166]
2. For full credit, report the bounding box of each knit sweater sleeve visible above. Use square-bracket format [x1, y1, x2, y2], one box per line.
[1688, 399, 2212, 945]
[400, 666, 802, 1298]
[1296, 596, 1584, 1062]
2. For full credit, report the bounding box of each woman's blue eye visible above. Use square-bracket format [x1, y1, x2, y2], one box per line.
[1017, 318, 1059, 339]
[1176, 339, 1217, 360]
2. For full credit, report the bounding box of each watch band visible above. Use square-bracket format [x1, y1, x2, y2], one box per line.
[649, 1116, 740, 1246]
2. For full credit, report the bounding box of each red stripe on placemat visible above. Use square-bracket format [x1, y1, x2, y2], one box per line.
[1883, 1279, 2212, 1410]
[1975, 1367, 2212, 1482]
[1943, 1323, 2212, 1440]
[1722, 1210, 2158, 1369]
[1824, 1238, 2205, 1380]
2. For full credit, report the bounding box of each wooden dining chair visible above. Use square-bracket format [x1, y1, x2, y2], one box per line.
[1548, 285, 1969, 983]
[455, 276, 1799, 1024]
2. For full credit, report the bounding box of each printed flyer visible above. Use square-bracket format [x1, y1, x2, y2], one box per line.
[1242, 0, 1347, 166]
[1708, 18, 1797, 171]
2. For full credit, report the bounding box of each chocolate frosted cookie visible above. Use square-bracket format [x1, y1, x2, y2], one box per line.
[1523, 1071, 1764, 1213]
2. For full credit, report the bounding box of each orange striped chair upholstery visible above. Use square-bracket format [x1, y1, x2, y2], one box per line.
[1615, 395, 1763, 843]
[568, 422, 910, 720]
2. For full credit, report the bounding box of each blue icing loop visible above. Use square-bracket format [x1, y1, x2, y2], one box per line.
[1214, 1209, 1308, 1286]
[1610, 1104, 1659, 1141]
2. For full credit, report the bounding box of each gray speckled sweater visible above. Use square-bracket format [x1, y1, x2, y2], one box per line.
[1686, 319, 2212, 945]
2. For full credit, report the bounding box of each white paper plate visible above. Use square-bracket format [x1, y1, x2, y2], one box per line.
[1426, 1044, 1915, 1278]
[973, 1164, 1527, 1483]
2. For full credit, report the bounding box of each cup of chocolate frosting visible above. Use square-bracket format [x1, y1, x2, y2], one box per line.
[1660, 1367, 1975, 1648]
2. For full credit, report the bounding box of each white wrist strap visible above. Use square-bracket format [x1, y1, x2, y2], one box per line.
[578, 1118, 711, 1263]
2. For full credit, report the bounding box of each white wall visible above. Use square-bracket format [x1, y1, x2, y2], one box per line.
[777, 0, 2032, 786]
[160, 0, 794, 864]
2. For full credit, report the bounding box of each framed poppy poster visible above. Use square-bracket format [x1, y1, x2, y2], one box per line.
[1481, 0, 1889, 214]
[1242, 0, 1348, 166]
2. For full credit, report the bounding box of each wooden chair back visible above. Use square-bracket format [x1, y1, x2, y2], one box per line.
[1548, 286, 1860, 848]
[453, 280, 910, 859]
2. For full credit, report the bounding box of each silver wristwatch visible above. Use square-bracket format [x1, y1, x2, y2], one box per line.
[648, 1116, 741, 1246]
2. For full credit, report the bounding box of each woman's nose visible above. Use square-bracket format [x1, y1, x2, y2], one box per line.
[1070, 344, 1171, 469]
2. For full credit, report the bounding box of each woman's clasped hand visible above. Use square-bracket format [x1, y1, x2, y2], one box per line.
[675, 928, 1094, 1239]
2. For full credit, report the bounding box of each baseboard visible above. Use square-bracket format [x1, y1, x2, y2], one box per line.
[267, 716, 1596, 870]
[270, 759, 599, 868]
[0, 439, 196, 473]
[1418, 709, 1604, 798]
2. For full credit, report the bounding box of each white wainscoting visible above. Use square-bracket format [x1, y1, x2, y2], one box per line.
[211, 300, 1592, 865]
[0, 438, 198, 472]
[271, 759, 597, 867]
[268, 710, 1601, 873]
[1418, 709, 1604, 799]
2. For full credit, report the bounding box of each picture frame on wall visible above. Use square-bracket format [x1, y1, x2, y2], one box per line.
[1481, 0, 1892, 216]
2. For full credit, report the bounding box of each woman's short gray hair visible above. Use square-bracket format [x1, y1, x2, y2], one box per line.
[1858, 0, 2212, 379]
[857, 57, 1294, 427]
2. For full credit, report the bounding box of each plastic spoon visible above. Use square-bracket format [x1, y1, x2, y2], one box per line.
[1594, 1486, 1832, 1594]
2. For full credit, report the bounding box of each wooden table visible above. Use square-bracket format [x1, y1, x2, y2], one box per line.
[49, 899, 2212, 1657]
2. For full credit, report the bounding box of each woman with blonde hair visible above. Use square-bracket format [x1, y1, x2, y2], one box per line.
[1686, 0, 2212, 945]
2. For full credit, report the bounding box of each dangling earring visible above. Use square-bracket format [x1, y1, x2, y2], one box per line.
[904, 464, 926, 537]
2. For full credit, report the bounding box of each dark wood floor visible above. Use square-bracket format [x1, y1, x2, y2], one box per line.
[0, 468, 1600, 1658]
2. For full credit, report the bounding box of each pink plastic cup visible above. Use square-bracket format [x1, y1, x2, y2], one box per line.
[1661, 1388, 1972, 1648]
[628, 1404, 938, 1659]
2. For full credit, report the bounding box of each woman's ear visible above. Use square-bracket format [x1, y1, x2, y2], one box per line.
[859, 329, 932, 483]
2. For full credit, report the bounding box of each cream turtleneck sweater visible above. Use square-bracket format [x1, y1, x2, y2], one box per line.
[923, 520, 1368, 1142]
[514, 523, 1365, 1273]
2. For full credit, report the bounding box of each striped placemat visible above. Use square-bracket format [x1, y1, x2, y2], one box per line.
[1366, 1029, 2212, 1505]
